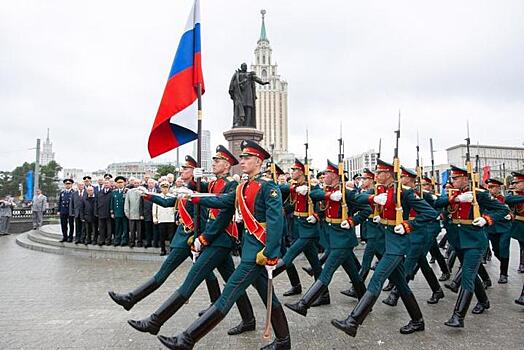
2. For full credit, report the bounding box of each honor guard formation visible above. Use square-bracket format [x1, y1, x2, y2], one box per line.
[99, 124, 524, 350]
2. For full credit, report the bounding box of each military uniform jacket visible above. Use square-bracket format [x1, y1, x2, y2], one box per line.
[197, 176, 238, 249]
[309, 186, 371, 250]
[357, 185, 438, 256]
[485, 194, 512, 235]
[110, 189, 126, 218]
[434, 189, 509, 250]
[505, 191, 524, 243]
[193, 174, 283, 263]
[58, 189, 73, 216]
[279, 182, 320, 239]
[361, 188, 384, 244]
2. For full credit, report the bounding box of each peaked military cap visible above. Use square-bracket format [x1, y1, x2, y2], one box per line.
[63, 179, 74, 184]
[316, 171, 325, 179]
[511, 171, 524, 183]
[239, 140, 270, 160]
[291, 158, 305, 172]
[182, 155, 198, 168]
[82, 175, 92, 180]
[485, 178, 503, 186]
[213, 145, 238, 166]
[265, 162, 284, 176]
[362, 168, 375, 180]
[400, 166, 417, 178]
[450, 165, 468, 177]
[103, 173, 113, 179]
[325, 160, 338, 173]
[422, 175, 432, 183]
[376, 159, 394, 172]
[114, 176, 127, 183]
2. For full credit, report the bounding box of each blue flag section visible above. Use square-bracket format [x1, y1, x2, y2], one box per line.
[25, 170, 33, 201]
[441, 169, 449, 193]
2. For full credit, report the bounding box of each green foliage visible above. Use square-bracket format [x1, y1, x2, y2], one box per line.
[0, 161, 62, 199]
[155, 164, 178, 179]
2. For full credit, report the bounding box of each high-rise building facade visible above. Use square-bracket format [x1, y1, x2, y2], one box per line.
[40, 128, 55, 165]
[252, 10, 289, 154]
[345, 149, 377, 179]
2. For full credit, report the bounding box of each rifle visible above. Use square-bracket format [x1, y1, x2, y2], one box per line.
[416, 131, 422, 195]
[373, 138, 382, 217]
[270, 143, 277, 183]
[393, 113, 403, 225]
[429, 138, 439, 195]
[338, 124, 348, 222]
[304, 130, 314, 217]
[465, 122, 481, 219]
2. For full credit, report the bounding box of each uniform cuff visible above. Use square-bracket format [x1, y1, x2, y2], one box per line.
[143, 194, 152, 201]
[401, 221, 413, 234]
[482, 214, 494, 226]
[266, 257, 278, 266]
[191, 197, 201, 204]
[198, 234, 209, 246]
[324, 192, 332, 200]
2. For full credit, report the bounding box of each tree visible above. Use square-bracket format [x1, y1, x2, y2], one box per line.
[40, 160, 62, 198]
[0, 161, 62, 199]
[155, 164, 178, 179]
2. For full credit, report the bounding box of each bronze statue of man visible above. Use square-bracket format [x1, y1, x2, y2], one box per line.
[229, 62, 269, 128]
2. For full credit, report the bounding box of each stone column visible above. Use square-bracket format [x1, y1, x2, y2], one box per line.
[223, 128, 264, 175]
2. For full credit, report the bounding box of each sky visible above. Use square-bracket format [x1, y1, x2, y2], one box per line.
[1, 0, 523, 173]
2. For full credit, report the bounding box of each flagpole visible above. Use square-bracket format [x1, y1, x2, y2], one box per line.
[195, 82, 203, 234]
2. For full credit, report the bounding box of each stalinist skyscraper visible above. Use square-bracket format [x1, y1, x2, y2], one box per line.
[252, 10, 289, 156]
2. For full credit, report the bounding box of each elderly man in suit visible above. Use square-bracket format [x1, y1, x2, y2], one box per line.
[0, 196, 16, 235]
[70, 182, 87, 244]
[96, 180, 113, 246]
[31, 189, 48, 229]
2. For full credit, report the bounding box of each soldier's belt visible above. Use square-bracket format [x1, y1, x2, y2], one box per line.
[325, 217, 343, 224]
[368, 214, 374, 219]
[452, 219, 473, 225]
[294, 211, 309, 217]
[515, 215, 524, 222]
[379, 218, 397, 226]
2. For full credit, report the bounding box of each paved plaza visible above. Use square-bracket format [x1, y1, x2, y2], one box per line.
[1, 231, 523, 349]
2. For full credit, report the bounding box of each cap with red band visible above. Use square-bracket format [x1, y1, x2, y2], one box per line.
[182, 155, 198, 169]
[213, 145, 238, 166]
[291, 158, 305, 172]
[400, 166, 417, 179]
[325, 160, 338, 173]
[376, 159, 394, 172]
[450, 165, 467, 177]
[239, 140, 270, 161]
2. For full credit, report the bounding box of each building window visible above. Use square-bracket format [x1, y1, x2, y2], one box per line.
[262, 69, 267, 80]
[262, 55, 266, 64]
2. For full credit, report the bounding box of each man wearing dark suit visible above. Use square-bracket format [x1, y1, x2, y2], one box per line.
[70, 182, 87, 244]
[96, 180, 113, 246]
[58, 179, 75, 242]
[81, 186, 97, 244]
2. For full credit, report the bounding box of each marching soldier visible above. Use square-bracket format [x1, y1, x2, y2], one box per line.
[58, 179, 75, 242]
[505, 171, 524, 305]
[156, 140, 290, 350]
[485, 178, 512, 283]
[381, 167, 444, 307]
[111, 176, 128, 246]
[127, 146, 256, 337]
[331, 159, 437, 337]
[284, 160, 371, 317]
[108, 156, 222, 327]
[433, 165, 508, 328]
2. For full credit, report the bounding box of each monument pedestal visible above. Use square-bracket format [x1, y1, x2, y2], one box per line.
[223, 128, 264, 175]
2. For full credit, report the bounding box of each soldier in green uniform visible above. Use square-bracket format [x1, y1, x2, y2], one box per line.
[111, 176, 128, 246]
[272, 159, 323, 293]
[126, 146, 256, 336]
[331, 159, 437, 337]
[505, 171, 524, 305]
[107, 156, 221, 329]
[156, 140, 290, 350]
[381, 167, 444, 307]
[284, 160, 370, 317]
[485, 178, 513, 284]
[433, 166, 509, 328]
[340, 168, 386, 298]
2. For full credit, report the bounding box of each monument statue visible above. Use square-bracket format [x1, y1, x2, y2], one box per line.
[229, 62, 269, 128]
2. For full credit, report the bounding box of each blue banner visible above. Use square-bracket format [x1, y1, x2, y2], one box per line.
[25, 170, 33, 201]
[441, 169, 449, 193]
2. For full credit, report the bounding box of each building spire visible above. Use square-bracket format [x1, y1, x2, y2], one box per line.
[258, 9, 268, 43]
[46, 128, 50, 141]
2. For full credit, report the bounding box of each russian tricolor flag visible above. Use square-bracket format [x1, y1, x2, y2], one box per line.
[148, 0, 204, 158]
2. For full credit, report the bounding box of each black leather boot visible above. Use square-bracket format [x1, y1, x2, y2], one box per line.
[260, 305, 291, 350]
[340, 286, 358, 298]
[519, 248, 524, 273]
[399, 292, 425, 334]
[439, 272, 451, 281]
[128, 291, 188, 335]
[444, 268, 462, 293]
[471, 276, 490, 314]
[196, 277, 221, 316]
[310, 288, 330, 307]
[227, 293, 256, 335]
[515, 284, 524, 306]
[444, 288, 473, 328]
[283, 263, 302, 297]
[427, 288, 444, 304]
[302, 253, 328, 276]
[331, 292, 377, 337]
[382, 287, 399, 307]
[157, 305, 225, 350]
[382, 280, 395, 292]
[108, 277, 160, 311]
[284, 280, 327, 316]
[499, 258, 509, 283]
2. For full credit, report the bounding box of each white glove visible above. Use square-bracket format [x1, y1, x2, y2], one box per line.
[235, 210, 243, 223]
[295, 185, 308, 196]
[193, 236, 203, 252]
[136, 186, 148, 195]
[265, 264, 276, 279]
[191, 251, 199, 262]
[472, 216, 487, 227]
[193, 167, 204, 179]
[456, 191, 473, 203]
[373, 193, 388, 206]
[504, 214, 512, 221]
[373, 215, 381, 223]
[340, 220, 351, 229]
[306, 215, 317, 224]
[330, 190, 343, 202]
[394, 224, 406, 235]
[176, 187, 193, 199]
